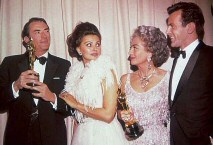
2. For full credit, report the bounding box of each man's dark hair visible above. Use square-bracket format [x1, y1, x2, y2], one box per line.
[21, 17, 48, 47]
[167, 2, 205, 40]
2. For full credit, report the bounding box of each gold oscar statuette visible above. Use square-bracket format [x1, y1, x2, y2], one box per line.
[27, 39, 39, 87]
[117, 88, 144, 141]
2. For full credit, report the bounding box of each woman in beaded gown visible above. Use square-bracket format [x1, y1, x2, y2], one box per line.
[60, 22, 129, 145]
[118, 25, 170, 145]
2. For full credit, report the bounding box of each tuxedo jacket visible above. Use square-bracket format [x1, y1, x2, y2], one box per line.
[169, 41, 213, 145]
[0, 53, 71, 145]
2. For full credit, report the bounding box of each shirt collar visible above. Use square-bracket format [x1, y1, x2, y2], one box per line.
[181, 39, 199, 59]
[38, 51, 48, 58]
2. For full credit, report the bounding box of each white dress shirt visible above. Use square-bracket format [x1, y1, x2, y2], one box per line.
[171, 39, 199, 100]
[32, 52, 48, 105]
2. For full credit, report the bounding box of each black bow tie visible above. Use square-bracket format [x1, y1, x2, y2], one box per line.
[171, 48, 186, 59]
[179, 50, 186, 59]
[36, 57, 47, 65]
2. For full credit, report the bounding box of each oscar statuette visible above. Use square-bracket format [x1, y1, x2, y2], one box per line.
[27, 39, 39, 87]
[117, 88, 144, 141]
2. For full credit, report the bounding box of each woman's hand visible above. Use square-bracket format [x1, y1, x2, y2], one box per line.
[59, 91, 78, 109]
[120, 109, 134, 123]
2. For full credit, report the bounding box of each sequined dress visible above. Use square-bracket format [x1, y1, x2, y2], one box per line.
[64, 55, 129, 145]
[125, 72, 170, 145]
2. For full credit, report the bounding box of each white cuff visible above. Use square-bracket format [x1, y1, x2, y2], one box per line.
[12, 82, 19, 98]
[51, 93, 58, 110]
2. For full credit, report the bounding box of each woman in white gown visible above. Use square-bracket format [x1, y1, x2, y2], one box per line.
[60, 22, 129, 145]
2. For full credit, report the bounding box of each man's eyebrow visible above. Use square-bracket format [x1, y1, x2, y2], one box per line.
[33, 29, 40, 32]
[33, 27, 49, 32]
[44, 27, 50, 30]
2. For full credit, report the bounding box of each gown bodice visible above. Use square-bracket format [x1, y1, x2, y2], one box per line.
[125, 72, 170, 145]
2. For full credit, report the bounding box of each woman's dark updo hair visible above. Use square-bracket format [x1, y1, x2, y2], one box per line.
[66, 22, 101, 61]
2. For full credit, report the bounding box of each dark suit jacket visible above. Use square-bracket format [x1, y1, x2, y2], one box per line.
[169, 41, 213, 145]
[0, 53, 71, 145]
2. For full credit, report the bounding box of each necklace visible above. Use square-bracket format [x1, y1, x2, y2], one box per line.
[79, 65, 89, 79]
[138, 68, 156, 88]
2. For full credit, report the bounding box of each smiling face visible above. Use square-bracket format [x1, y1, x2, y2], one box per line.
[25, 21, 50, 56]
[166, 10, 189, 49]
[129, 36, 151, 67]
[77, 34, 101, 64]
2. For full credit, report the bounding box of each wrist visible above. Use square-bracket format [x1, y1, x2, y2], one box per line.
[13, 81, 20, 92]
[50, 93, 56, 103]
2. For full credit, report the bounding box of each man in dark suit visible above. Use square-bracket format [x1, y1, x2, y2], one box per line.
[0, 17, 71, 145]
[166, 2, 213, 145]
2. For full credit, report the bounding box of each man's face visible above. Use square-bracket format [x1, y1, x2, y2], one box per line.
[28, 21, 50, 55]
[166, 10, 189, 49]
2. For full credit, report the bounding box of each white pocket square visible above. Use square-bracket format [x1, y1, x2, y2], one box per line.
[53, 77, 60, 79]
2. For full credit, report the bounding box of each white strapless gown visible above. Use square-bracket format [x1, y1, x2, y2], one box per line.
[64, 55, 129, 145]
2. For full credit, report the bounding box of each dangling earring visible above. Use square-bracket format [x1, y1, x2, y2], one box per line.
[147, 56, 152, 70]
[78, 52, 82, 56]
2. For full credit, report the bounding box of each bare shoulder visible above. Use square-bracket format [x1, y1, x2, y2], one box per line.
[119, 73, 130, 92]
[120, 73, 128, 83]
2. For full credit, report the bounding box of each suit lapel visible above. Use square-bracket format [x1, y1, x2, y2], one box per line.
[169, 57, 178, 108]
[172, 42, 202, 105]
[43, 53, 58, 85]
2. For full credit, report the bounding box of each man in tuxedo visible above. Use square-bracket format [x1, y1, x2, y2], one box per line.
[166, 2, 213, 145]
[0, 17, 71, 145]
